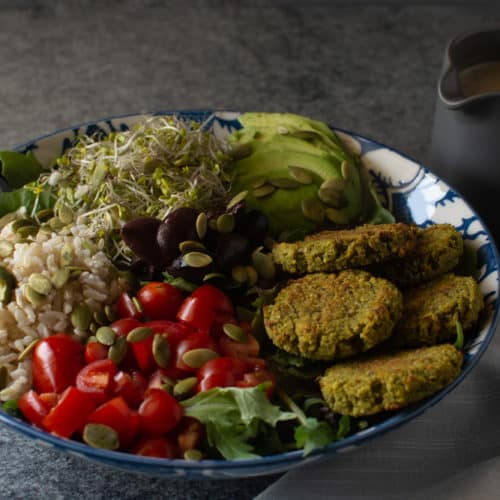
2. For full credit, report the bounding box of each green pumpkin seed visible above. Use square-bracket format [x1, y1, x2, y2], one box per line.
[318, 187, 348, 209]
[93, 309, 108, 326]
[181, 348, 219, 369]
[132, 296, 143, 314]
[36, 208, 54, 222]
[87, 336, 98, 344]
[16, 225, 38, 239]
[216, 213, 235, 234]
[173, 377, 197, 397]
[0, 365, 8, 390]
[96, 326, 116, 346]
[195, 212, 208, 240]
[108, 336, 127, 364]
[251, 177, 267, 189]
[60, 243, 73, 267]
[160, 374, 175, 392]
[127, 326, 153, 343]
[236, 306, 255, 323]
[301, 198, 325, 222]
[18, 339, 38, 362]
[325, 207, 351, 225]
[24, 285, 46, 306]
[104, 304, 117, 322]
[71, 304, 92, 331]
[226, 190, 248, 210]
[0, 279, 11, 304]
[83, 423, 119, 450]
[288, 165, 313, 185]
[202, 272, 226, 282]
[183, 251, 213, 268]
[12, 218, 35, 232]
[231, 265, 248, 284]
[179, 240, 206, 254]
[28, 273, 52, 296]
[183, 449, 203, 461]
[48, 217, 65, 232]
[229, 142, 252, 160]
[320, 177, 346, 191]
[341, 160, 356, 182]
[268, 177, 301, 189]
[253, 184, 275, 198]
[58, 205, 74, 225]
[152, 334, 170, 368]
[0, 239, 14, 258]
[89, 322, 97, 335]
[208, 218, 218, 231]
[51, 268, 70, 289]
[245, 265, 258, 286]
[223, 323, 248, 343]
[252, 252, 276, 280]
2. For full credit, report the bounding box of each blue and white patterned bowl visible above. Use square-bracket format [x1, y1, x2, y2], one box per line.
[0, 110, 498, 479]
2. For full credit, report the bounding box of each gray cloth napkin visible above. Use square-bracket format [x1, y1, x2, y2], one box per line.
[256, 324, 500, 500]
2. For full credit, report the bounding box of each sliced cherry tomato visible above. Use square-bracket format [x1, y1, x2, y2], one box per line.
[191, 284, 234, 316]
[176, 296, 216, 332]
[138, 388, 183, 436]
[38, 392, 59, 410]
[32, 333, 84, 394]
[18, 390, 50, 426]
[218, 332, 260, 360]
[130, 335, 155, 373]
[76, 359, 118, 405]
[175, 331, 218, 372]
[110, 318, 143, 337]
[137, 282, 184, 320]
[87, 396, 138, 449]
[116, 292, 142, 320]
[144, 320, 192, 347]
[42, 386, 96, 438]
[196, 357, 248, 392]
[84, 341, 109, 364]
[113, 371, 147, 408]
[176, 416, 204, 453]
[236, 370, 276, 397]
[132, 437, 177, 458]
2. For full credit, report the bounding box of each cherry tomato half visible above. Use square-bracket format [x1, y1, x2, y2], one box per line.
[132, 437, 177, 458]
[176, 296, 216, 332]
[236, 370, 276, 398]
[32, 333, 84, 394]
[218, 333, 260, 360]
[138, 388, 183, 436]
[191, 284, 234, 316]
[116, 292, 142, 320]
[196, 357, 248, 392]
[84, 341, 109, 364]
[76, 359, 118, 405]
[137, 282, 184, 320]
[110, 318, 143, 337]
[175, 331, 219, 372]
[113, 371, 147, 408]
[18, 390, 50, 427]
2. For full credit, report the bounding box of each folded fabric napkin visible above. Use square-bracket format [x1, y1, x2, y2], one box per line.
[256, 324, 500, 500]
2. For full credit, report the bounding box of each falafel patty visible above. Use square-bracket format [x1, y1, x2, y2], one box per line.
[263, 269, 403, 360]
[271, 223, 417, 275]
[319, 344, 463, 417]
[392, 273, 483, 347]
[371, 224, 463, 287]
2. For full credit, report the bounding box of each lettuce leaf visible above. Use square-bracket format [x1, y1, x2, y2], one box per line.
[0, 150, 43, 189]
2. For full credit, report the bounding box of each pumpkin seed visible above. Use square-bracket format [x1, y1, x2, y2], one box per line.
[71, 304, 92, 331]
[108, 336, 127, 364]
[126, 326, 153, 343]
[93, 309, 108, 326]
[183, 251, 213, 268]
[301, 198, 325, 222]
[36, 208, 54, 222]
[325, 207, 351, 225]
[83, 423, 119, 450]
[320, 177, 346, 191]
[288, 165, 313, 185]
[341, 160, 356, 182]
[251, 177, 267, 189]
[0, 239, 14, 258]
[87, 336, 98, 344]
[0, 366, 8, 390]
[104, 304, 117, 322]
[51, 268, 70, 289]
[229, 143, 252, 160]
[152, 334, 170, 368]
[18, 339, 38, 362]
[28, 273, 52, 296]
[236, 306, 255, 323]
[48, 217, 65, 232]
[268, 177, 301, 189]
[195, 212, 207, 240]
[208, 219, 218, 231]
[89, 322, 98, 335]
[231, 265, 248, 283]
[12, 218, 35, 232]
[24, 285, 46, 306]
[202, 272, 226, 282]
[179, 240, 206, 254]
[183, 449, 203, 461]
[223, 323, 248, 343]
[181, 348, 219, 369]
[173, 377, 197, 397]
[216, 213, 235, 234]
[16, 225, 38, 239]
[58, 205, 74, 225]
[253, 184, 275, 198]
[227, 190, 248, 210]
[0, 279, 11, 304]
[318, 187, 348, 209]
[245, 265, 259, 286]
[160, 374, 175, 391]
[60, 243, 73, 267]
[132, 297, 143, 314]
[252, 252, 276, 280]
[96, 326, 116, 346]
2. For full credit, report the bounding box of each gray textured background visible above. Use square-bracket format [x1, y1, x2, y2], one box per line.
[0, 1, 499, 499]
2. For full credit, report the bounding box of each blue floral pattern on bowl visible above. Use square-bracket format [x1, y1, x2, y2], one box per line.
[1, 110, 498, 479]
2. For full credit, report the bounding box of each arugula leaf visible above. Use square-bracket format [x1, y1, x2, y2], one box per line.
[181, 385, 295, 460]
[162, 272, 198, 293]
[0, 151, 43, 189]
[295, 418, 335, 456]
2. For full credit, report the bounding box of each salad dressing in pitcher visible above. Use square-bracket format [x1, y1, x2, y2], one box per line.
[460, 61, 500, 97]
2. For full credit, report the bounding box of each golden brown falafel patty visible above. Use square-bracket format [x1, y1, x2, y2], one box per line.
[271, 223, 417, 275]
[319, 344, 463, 417]
[263, 269, 403, 360]
[392, 273, 483, 347]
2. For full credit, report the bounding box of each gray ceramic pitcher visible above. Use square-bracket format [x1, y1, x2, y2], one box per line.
[430, 27, 500, 242]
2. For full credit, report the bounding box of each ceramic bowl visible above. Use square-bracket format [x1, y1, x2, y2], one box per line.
[0, 110, 498, 479]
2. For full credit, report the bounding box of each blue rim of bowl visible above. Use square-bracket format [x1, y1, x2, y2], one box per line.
[1, 109, 499, 472]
